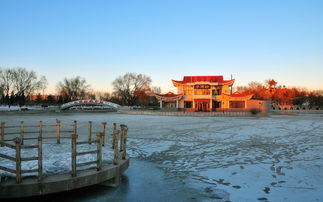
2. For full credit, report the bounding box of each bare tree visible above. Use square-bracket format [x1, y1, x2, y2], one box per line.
[112, 73, 152, 106]
[11, 67, 48, 106]
[151, 86, 161, 94]
[0, 68, 14, 106]
[0, 84, 3, 104]
[56, 76, 91, 103]
[95, 91, 111, 101]
[0, 67, 47, 107]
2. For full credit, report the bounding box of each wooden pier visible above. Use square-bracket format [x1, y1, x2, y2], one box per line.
[0, 120, 129, 198]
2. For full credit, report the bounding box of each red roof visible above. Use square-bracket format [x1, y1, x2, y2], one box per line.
[155, 92, 183, 98]
[172, 76, 234, 84]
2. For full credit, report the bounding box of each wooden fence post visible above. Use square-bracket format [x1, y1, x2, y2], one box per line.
[101, 122, 107, 146]
[38, 136, 43, 181]
[73, 120, 77, 135]
[1, 122, 4, 145]
[14, 137, 22, 183]
[56, 119, 61, 144]
[113, 130, 119, 165]
[96, 133, 103, 171]
[88, 121, 92, 144]
[119, 125, 124, 152]
[121, 125, 128, 160]
[112, 123, 116, 149]
[71, 134, 78, 177]
[39, 121, 43, 138]
[20, 121, 24, 145]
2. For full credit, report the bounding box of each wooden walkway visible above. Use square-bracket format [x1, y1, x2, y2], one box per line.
[0, 120, 129, 198]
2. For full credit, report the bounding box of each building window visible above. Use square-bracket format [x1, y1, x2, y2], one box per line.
[229, 101, 245, 108]
[184, 101, 192, 108]
[194, 89, 210, 95]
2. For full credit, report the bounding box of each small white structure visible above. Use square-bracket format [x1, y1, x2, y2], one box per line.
[61, 100, 120, 110]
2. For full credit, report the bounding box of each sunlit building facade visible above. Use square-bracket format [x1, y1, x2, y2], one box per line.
[155, 76, 255, 112]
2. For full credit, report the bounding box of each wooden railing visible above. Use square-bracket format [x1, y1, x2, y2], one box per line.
[0, 137, 42, 183]
[71, 133, 103, 177]
[0, 120, 76, 144]
[0, 121, 128, 183]
[0, 120, 109, 145]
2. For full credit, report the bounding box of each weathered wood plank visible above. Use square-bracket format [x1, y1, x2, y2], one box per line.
[3, 126, 20, 128]
[38, 136, 42, 181]
[77, 150, 97, 156]
[113, 130, 119, 165]
[56, 119, 61, 144]
[76, 160, 97, 167]
[39, 121, 43, 138]
[73, 120, 77, 135]
[42, 130, 57, 134]
[0, 153, 16, 161]
[0, 122, 4, 144]
[15, 137, 22, 183]
[0, 165, 16, 174]
[71, 134, 77, 177]
[21, 144, 38, 149]
[101, 122, 106, 146]
[88, 121, 92, 144]
[21, 156, 38, 161]
[21, 131, 38, 134]
[21, 137, 38, 140]
[97, 134, 102, 171]
[20, 121, 24, 145]
[0, 141, 16, 149]
[4, 132, 20, 135]
[77, 140, 99, 145]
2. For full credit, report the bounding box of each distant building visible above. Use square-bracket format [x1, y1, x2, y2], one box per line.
[155, 76, 264, 112]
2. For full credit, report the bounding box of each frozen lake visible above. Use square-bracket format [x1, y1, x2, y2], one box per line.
[1, 112, 323, 201]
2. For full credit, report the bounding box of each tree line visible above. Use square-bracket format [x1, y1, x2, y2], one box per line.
[236, 79, 323, 108]
[2, 67, 322, 108]
[0, 67, 47, 107]
[0, 67, 160, 107]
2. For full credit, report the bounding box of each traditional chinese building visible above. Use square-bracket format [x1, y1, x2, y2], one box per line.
[155, 76, 256, 112]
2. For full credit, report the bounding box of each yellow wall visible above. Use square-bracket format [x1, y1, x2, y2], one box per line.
[174, 81, 251, 110]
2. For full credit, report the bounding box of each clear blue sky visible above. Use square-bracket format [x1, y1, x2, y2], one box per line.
[1, 0, 322, 94]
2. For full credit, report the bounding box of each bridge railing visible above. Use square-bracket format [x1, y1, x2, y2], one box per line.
[0, 121, 128, 183]
[60, 100, 121, 110]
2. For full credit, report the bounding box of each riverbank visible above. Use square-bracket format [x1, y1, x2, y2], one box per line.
[118, 109, 256, 117]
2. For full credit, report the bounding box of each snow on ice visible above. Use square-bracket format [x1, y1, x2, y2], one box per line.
[1, 113, 323, 201]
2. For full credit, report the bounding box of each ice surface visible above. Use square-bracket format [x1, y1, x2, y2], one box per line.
[1, 113, 323, 201]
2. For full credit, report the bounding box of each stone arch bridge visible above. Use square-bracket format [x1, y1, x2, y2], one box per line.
[61, 100, 120, 110]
